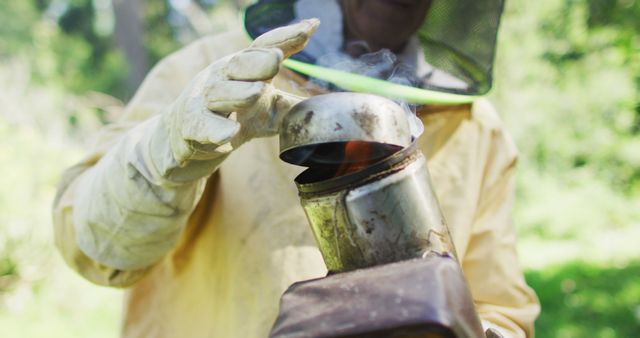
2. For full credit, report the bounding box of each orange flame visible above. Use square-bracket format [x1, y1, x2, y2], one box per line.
[334, 141, 374, 177]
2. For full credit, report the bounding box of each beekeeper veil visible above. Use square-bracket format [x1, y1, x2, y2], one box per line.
[244, 0, 505, 102]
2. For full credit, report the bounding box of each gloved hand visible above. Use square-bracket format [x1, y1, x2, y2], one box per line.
[67, 19, 319, 272]
[161, 18, 319, 180]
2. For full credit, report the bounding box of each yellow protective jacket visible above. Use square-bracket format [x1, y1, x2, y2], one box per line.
[53, 27, 539, 338]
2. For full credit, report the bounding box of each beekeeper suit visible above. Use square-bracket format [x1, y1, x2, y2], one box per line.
[53, 0, 539, 337]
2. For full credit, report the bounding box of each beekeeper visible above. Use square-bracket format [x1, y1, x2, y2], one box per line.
[53, 0, 540, 337]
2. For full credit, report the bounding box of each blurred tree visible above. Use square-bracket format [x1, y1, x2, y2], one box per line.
[0, 0, 181, 100]
[585, 0, 640, 135]
[0, 2, 40, 57]
[490, 0, 640, 269]
[527, 0, 640, 194]
[54, 0, 130, 98]
[113, 0, 148, 92]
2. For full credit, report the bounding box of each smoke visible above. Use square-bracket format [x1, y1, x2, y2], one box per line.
[311, 46, 425, 139]
[399, 101, 424, 140]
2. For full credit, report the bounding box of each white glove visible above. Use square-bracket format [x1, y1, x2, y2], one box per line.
[155, 18, 319, 183]
[70, 19, 319, 271]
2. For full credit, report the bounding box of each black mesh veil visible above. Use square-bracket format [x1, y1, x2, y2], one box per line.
[418, 0, 504, 94]
[244, 0, 504, 96]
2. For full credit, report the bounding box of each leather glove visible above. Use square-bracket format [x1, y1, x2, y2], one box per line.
[158, 18, 319, 183]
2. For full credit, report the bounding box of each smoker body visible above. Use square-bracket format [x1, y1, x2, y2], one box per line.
[273, 93, 487, 338]
[296, 143, 456, 273]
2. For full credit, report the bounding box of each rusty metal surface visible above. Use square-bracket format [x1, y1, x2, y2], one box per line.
[279, 93, 411, 166]
[269, 256, 485, 338]
[297, 145, 457, 273]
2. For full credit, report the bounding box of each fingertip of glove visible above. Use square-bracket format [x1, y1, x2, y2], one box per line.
[302, 18, 320, 33]
[251, 18, 320, 57]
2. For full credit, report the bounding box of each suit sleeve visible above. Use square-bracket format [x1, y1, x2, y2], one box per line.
[462, 117, 541, 337]
[52, 34, 235, 287]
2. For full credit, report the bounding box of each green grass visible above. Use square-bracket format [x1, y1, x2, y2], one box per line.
[526, 260, 640, 338]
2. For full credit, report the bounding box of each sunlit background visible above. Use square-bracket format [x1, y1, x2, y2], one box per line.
[1, 0, 639, 337]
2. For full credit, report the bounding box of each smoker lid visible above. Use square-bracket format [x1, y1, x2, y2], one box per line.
[279, 93, 411, 167]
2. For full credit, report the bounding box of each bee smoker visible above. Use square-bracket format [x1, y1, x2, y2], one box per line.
[270, 93, 487, 338]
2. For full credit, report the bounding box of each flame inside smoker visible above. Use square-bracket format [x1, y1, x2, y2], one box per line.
[333, 141, 402, 177]
[334, 141, 373, 177]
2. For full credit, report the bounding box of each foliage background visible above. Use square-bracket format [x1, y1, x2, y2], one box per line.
[0, 0, 638, 337]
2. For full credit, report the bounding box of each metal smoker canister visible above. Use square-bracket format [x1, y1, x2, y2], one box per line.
[279, 93, 457, 273]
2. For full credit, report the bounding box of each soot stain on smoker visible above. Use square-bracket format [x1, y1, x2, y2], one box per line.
[304, 110, 314, 124]
[361, 217, 375, 234]
[352, 105, 380, 138]
[288, 121, 308, 143]
[371, 210, 388, 222]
